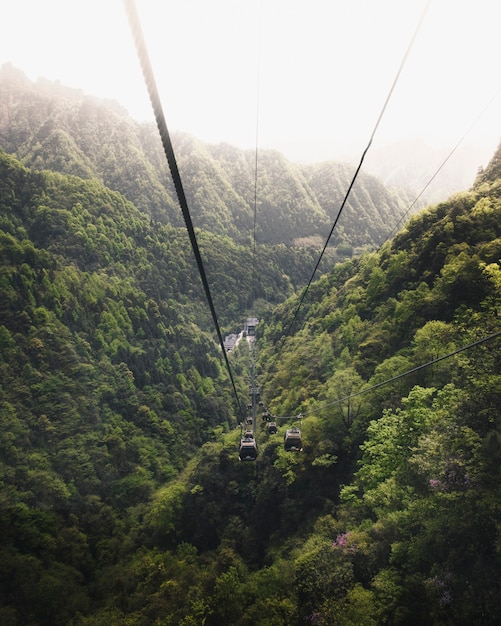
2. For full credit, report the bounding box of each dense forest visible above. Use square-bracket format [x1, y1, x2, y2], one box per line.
[0, 65, 500, 625]
[0, 64, 416, 251]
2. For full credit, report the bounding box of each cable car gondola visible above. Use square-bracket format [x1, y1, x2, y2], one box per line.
[267, 421, 278, 434]
[239, 434, 258, 461]
[284, 427, 302, 452]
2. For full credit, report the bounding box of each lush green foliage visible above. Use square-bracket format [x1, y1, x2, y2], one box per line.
[0, 147, 328, 624]
[253, 144, 501, 624]
[1, 65, 413, 249]
[1, 64, 500, 624]
[76, 144, 499, 626]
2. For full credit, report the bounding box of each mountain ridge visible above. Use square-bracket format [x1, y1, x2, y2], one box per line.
[0, 63, 416, 250]
[0, 61, 500, 625]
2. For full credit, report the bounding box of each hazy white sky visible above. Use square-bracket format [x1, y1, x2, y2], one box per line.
[1, 0, 500, 163]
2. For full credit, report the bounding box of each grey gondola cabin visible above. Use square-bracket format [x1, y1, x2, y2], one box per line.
[239, 434, 258, 461]
[267, 421, 278, 434]
[284, 427, 302, 451]
[244, 317, 259, 337]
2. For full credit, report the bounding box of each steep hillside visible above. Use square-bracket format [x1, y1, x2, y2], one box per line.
[260, 141, 501, 412]
[0, 147, 338, 624]
[0, 64, 180, 224]
[0, 64, 414, 248]
[57, 143, 499, 626]
[1, 61, 500, 625]
[301, 160, 411, 249]
[0, 140, 496, 624]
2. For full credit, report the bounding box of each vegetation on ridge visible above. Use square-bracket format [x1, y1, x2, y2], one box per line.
[0, 64, 415, 249]
[0, 65, 500, 624]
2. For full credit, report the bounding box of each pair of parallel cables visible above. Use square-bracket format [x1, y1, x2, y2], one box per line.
[122, 0, 427, 366]
[124, 0, 499, 424]
[122, 0, 428, 418]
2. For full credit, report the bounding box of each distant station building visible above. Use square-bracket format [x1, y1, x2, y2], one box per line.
[223, 333, 239, 352]
[244, 317, 259, 337]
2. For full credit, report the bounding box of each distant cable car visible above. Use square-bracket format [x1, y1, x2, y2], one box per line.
[239, 434, 258, 461]
[284, 427, 302, 452]
[267, 421, 278, 434]
[261, 409, 270, 421]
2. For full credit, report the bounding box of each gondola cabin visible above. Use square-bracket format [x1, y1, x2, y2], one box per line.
[267, 421, 278, 434]
[244, 317, 258, 337]
[239, 435, 258, 461]
[284, 427, 302, 452]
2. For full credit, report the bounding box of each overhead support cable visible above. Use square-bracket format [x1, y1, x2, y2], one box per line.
[248, 2, 262, 432]
[123, 0, 242, 417]
[251, 2, 262, 316]
[281, 0, 432, 342]
[377, 84, 501, 251]
[306, 86, 501, 321]
[274, 329, 501, 421]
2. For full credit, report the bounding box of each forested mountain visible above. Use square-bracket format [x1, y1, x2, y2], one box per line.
[0, 58, 500, 625]
[76, 143, 497, 626]
[0, 64, 415, 250]
[0, 144, 326, 623]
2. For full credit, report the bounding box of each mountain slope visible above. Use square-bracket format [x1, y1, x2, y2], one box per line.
[84, 143, 501, 626]
[1, 61, 500, 625]
[0, 64, 414, 248]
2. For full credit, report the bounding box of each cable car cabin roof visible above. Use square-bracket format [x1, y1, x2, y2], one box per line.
[239, 437, 258, 461]
[284, 427, 302, 451]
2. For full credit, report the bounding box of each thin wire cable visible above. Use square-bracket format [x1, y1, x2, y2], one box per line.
[251, 0, 261, 318]
[280, 0, 432, 342]
[312, 86, 501, 315]
[249, 2, 262, 435]
[377, 85, 501, 251]
[123, 0, 243, 417]
[275, 83, 501, 375]
[273, 329, 501, 420]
